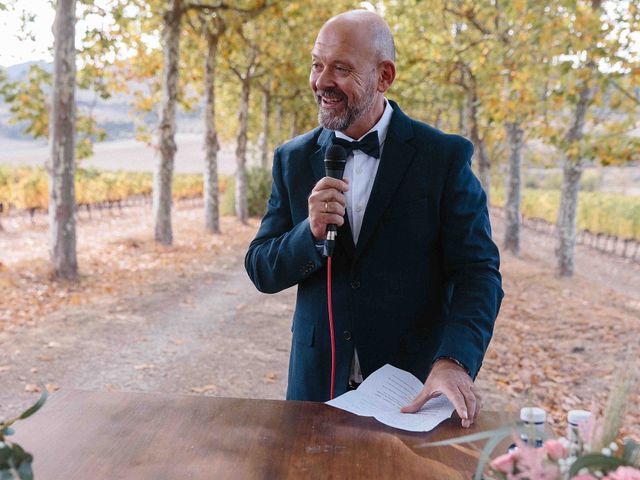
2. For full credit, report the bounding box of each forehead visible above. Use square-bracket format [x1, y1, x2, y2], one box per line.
[311, 22, 374, 66]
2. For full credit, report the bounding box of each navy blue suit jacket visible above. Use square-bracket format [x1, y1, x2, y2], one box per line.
[245, 101, 503, 401]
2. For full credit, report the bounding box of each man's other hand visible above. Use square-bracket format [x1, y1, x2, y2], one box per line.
[308, 177, 349, 240]
[400, 358, 481, 428]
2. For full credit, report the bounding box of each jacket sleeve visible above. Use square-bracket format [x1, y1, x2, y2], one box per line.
[434, 138, 504, 379]
[244, 147, 324, 294]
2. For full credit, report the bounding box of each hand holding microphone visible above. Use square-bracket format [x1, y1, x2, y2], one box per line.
[308, 145, 349, 247]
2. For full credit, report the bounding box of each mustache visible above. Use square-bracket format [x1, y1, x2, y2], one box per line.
[316, 89, 347, 102]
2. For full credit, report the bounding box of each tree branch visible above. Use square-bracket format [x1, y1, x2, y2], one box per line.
[611, 80, 640, 106]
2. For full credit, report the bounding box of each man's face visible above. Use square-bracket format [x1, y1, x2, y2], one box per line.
[309, 22, 380, 136]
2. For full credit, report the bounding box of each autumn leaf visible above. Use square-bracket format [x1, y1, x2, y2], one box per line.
[191, 384, 217, 394]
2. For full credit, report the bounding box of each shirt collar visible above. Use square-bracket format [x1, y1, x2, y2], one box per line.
[334, 98, 394, 146]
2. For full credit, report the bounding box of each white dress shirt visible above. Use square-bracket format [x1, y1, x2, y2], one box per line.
[333, 99, 394, 384]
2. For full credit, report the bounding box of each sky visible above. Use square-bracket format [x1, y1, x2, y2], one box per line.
[0, 0, 55, 67]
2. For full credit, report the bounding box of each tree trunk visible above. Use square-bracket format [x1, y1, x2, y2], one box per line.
[235, 78, 250, 223]
[555, 83, 594, 277]
[203, 32, 220, 233]
[290, 110, 299, 138]
[259, 88, 271, 169]
[466, 88, 491, 203]
[458, 97, 466, 137]
[48, 0, 78, 280]
[153, 0, 182, 245]
[275, 98, 283, 144]
[556, 160, 583, 276]
[503, 121, 523, 255]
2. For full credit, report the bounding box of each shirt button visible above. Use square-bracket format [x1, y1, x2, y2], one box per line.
[351, 280, 360, 289]
[356, 168, 363, 174]
[356, 206, 362, 213]
[343, 331, 352, 341]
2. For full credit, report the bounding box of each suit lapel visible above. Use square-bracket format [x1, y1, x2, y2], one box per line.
[310, 129, 356, 259]
[354, 103, 417, 261]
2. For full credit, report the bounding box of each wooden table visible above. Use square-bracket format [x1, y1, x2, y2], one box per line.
[11, 389, 509, 479]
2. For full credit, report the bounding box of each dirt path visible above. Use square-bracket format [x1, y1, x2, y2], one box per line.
[1, 205, 639, 438]
[0, 253, 295, 416]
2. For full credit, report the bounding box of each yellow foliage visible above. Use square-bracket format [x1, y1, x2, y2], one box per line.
[492, 188, 640, 241]
[0, 167, 209, 213]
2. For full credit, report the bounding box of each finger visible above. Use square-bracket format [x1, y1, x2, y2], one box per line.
[443, 387, 468, 424]
[310, 189, 347, 208]
[319, 213, 345, 227]
[459, 385, 476, 428]
[470, 385, 482, 419]
[315, 177, 349, 192]
[323, 201, 346, 216]
[400, 389, 440, 413]
[321, 190, 347, 207]
[473, 392, 482, 422]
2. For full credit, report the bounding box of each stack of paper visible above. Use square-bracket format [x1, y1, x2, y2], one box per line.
[326, 364, 455, 432]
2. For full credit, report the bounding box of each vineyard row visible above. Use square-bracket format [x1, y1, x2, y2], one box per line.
[491, 187, 640, 242]
[1, 166, 639, 244]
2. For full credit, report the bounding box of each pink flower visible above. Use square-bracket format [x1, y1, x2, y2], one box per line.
[571, 475, 598, 480]
[490, 451, 519, 474]
[605, 466, 640, 480]
[543, 439, 568, 460]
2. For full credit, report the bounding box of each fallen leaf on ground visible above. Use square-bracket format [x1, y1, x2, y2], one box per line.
[191, 384, 217, 394]
[134, 364, 155, 370]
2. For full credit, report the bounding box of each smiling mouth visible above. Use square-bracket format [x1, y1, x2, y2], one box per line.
[318, 95, 345, 109]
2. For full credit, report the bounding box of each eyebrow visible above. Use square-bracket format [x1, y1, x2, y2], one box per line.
[311, 54, 354, 68]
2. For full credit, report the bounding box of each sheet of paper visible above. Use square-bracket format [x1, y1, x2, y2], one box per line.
[326, 364, 455, 432]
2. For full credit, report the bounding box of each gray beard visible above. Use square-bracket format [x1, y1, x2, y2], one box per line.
[316, 88, 377, 133]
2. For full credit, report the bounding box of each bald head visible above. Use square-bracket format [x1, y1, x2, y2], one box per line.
[321, 10, 396, 63]
[310, 10, 396, 138]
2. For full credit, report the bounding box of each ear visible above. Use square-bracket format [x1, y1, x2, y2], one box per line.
[377, 60, 396, 93]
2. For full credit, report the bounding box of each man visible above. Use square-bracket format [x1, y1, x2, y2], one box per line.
[245, 10, 503, 428]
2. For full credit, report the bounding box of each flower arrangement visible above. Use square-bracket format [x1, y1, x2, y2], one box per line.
[419, 367, 639, 480]
[0, 387, 48, 480]
[488, 428, 640, 480]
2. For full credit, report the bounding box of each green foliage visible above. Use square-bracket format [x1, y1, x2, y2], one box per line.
[246, 166, 271, 217]
[221, 175, 235, 216]
[0, 387, 47, 480]
[523, 170, 602, 191]
[0, 64, 107, 160]
[220, 167, 272, 218]
[492, 188, 640, 241]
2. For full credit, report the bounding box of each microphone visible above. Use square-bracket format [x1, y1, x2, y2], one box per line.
[323, 144, 347, 257]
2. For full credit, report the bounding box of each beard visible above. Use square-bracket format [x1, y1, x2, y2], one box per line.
[315, 79, 377, 132]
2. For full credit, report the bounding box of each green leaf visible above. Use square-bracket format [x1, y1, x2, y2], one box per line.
[0, 468, 13, 480]
[18, 387, 48, 420]
[473, 428, 516, 480]
[623, 438, 640, 465]
[568, 453, 627, 476]
[16, 461, 33, 480]
[9, 443, 27, 466]
[415, 423, 517, 448]
[1, 429, 14, 437]
[416, 424, 518, 480]
[0, 445, 11, 464]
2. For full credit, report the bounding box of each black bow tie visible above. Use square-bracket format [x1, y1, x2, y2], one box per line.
[332, 131, 380, 159]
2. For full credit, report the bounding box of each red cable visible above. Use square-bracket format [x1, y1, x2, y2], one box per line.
[327, 256, 336, 400]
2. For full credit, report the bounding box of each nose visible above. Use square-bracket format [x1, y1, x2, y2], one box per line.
[313, 67, 335, 91]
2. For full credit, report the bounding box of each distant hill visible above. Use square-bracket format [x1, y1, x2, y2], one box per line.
[0, 61, 203, 143]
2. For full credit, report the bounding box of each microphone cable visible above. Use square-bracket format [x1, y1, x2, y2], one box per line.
[327, 255, 336, 400]
[323, 144, 347, 400]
